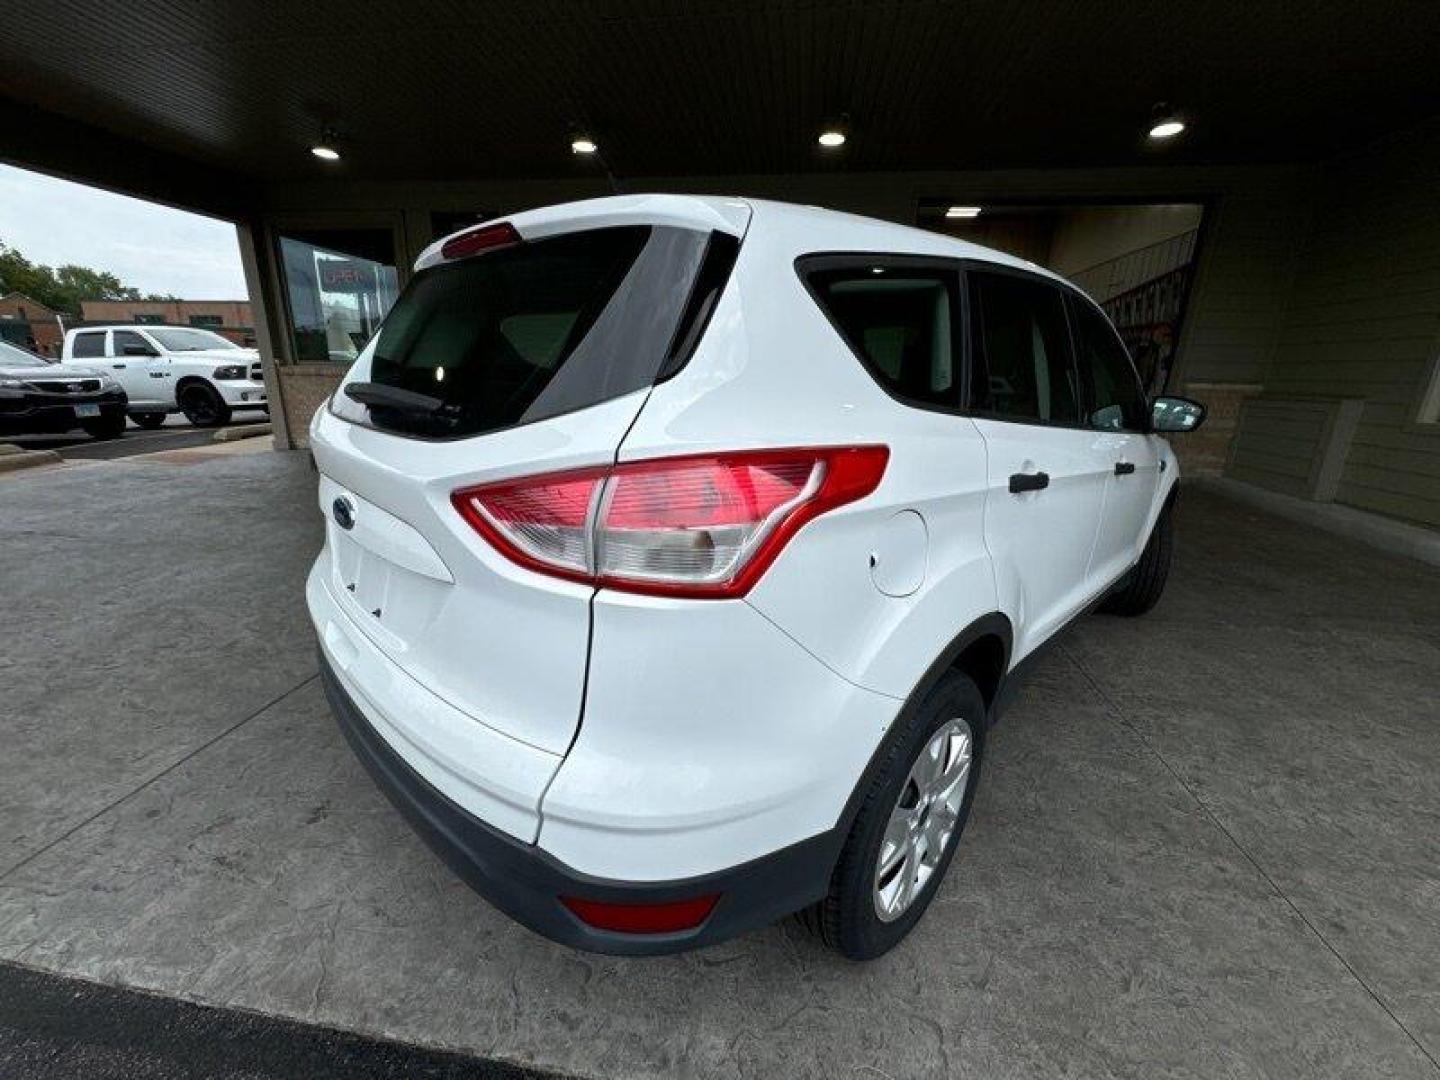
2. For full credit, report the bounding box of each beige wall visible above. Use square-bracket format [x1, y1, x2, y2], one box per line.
[1239, 120, 1440, 527]
[1047, 204, 1202, 276]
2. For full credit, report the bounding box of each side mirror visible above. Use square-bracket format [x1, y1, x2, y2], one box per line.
[123, 344, 158, 357]
[1151, 396, 1206, 433]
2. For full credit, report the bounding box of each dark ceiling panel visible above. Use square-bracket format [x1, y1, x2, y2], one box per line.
[2, 0, 1438, 184]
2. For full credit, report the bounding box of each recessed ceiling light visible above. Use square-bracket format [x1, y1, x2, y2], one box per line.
[1148, 119, 1185, 140]
[946, 206, 982, 219]
[817, 129, 847, 148]
[310, 144, 340, 161]
[571, 136, 598, 155]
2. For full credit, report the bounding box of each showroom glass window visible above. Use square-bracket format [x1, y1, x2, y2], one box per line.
[803, 265, 959, 409]
[967, 272, 1080, 424]
[278, 228, 399, 364]
[1070, 294, 1148, 431]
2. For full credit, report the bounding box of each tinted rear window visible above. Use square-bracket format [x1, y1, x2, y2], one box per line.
[335, 225, 719, 439]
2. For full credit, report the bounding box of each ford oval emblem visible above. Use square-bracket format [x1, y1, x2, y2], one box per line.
[332, 495, 356, 531]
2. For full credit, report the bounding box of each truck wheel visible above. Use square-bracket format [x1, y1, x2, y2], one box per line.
[179, 383, 231, 427]
[81, 414, 127, 440]
[132, 413, 167, 430]
[1101, 506, 1173, 616]
[798, 671, 984, 960]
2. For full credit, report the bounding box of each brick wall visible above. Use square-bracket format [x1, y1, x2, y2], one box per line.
[276, 365, 344, 447]
[79, 299, 255, 345]
[0, 292, 64, 355]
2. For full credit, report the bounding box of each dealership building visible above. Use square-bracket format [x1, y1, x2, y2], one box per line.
[4, 2, 1439, 528]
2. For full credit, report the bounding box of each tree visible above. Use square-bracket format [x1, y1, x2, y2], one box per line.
[0, 241, 174, 314]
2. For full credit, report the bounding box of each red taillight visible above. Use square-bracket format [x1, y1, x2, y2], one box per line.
[440, 221, 522, 261]
[561, 893, 720, 934]
[451, 446, 889, 599]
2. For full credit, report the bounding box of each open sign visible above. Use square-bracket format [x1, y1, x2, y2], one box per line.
[319, 259, 377, 295]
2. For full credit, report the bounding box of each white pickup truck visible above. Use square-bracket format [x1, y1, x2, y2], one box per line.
[62, 325, 268, 428]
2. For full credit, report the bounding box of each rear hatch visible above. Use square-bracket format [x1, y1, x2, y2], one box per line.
[311, 197, 749, 755]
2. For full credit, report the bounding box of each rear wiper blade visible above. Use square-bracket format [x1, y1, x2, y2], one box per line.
[344, 382, 448, 415]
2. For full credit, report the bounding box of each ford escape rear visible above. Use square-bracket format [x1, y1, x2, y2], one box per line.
[307, 194, 1204, 959]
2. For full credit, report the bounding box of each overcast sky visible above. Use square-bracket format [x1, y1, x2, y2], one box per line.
[0, 164, 247, 300]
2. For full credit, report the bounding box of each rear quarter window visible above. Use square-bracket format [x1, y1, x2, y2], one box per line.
[798, 258, 961, 411]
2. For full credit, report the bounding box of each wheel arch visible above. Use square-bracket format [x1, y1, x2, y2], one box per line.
[831, 612, 1012, 838]
[173, 374, 215, 396]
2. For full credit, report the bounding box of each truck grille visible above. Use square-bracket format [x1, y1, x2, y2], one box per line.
[32, 378, 101, 394]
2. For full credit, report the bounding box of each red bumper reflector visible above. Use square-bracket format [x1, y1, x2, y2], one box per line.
[561, 893, 720, 934]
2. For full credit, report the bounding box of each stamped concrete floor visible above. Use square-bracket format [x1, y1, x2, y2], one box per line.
[1, 452, 1437, 1079]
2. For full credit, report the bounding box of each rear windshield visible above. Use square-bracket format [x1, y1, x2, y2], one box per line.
[334, 225, 726, 439]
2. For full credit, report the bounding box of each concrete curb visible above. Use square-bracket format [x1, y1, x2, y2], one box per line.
[0, 445, 63, 474]
[1193, 476, 1440, 569]
[213, 423, 272, 443]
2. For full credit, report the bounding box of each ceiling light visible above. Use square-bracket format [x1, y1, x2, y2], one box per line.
[946, 206, 982, 219]
[310, 144, 340, 161]
[1148, 119, 1185, 140]
[571, 136, 598, 155]
[817, 129, 846, 148]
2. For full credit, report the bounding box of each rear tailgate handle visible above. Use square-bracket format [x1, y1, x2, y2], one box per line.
[1009, 471, 1050, 494]
[1114, 461, 1136, 476]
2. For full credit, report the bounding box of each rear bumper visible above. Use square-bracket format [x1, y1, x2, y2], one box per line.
[320, 651, 840, 954]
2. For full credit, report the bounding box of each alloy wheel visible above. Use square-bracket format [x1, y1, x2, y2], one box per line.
[872, 717, 974, 922]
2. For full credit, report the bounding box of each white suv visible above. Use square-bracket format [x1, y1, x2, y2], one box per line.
[62, 325, 267, 427]
[307, 196, 1205, 959]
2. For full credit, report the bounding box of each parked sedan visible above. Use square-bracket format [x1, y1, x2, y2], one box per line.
[0, 340, 128, 440]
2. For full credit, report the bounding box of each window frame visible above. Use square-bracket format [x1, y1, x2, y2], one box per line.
[71, 330, 107, 359]
[261, 211, 408, 367]
[959, 262, 1090, 432]
[1063, 288, 1152, 435]
[795, 253, 968, 417]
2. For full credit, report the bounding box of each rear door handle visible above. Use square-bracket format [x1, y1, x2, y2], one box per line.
[1114, 461, 1136, 476]
[1009, 470, 1050, 494]
[112, 364, 126, 370]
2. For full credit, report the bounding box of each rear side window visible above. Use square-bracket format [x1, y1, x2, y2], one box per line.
[1069, 295, 1148, 432]
[968, 272, 1080, 425]
[338, 225, 718, 439]
[71, 332, 105, 358]
[802, 263, 959, 409]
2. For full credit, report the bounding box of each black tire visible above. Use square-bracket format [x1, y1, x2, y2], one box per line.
[179, 382, 231, 427]
[1101, 505, 1173, 616]
[132, 412, 167, 430]
[81, 413, 127, 440]
[798, 671, 986, 960]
